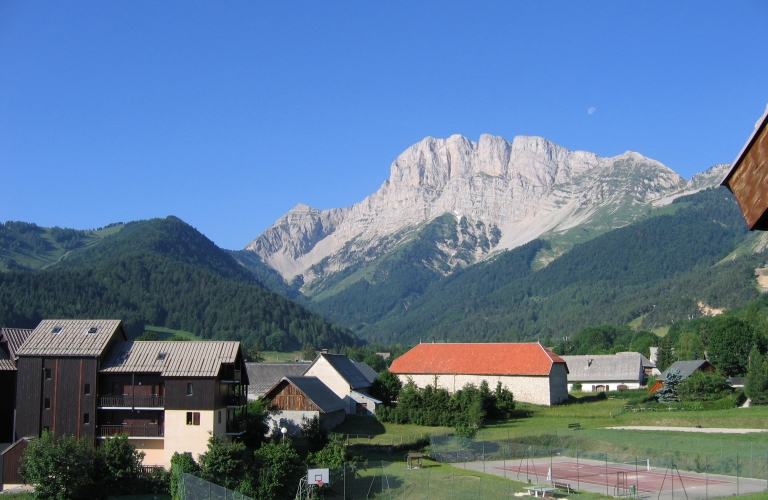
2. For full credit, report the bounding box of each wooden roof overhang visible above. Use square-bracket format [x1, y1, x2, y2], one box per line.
[722, 106, 768, 230]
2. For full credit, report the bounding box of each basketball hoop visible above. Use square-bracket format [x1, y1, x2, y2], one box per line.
[316, 479, 324, 487]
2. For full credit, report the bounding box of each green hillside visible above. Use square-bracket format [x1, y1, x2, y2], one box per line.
[0, 221, 124, 271]
[357, 188, 762, 344]
[0, 216, 359, 351]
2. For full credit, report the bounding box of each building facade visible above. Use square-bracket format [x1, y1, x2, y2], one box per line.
[389, 343, 569, 406]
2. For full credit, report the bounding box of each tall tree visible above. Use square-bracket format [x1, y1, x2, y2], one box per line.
[657, 368, 683, 403]
[707, 316, 755, 376]
[746, 345, 768, 404]
[656, 336, 675, 372]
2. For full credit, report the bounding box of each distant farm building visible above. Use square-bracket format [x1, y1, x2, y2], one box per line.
[561, 352, 656, 392]
[389, 343, 569, 406]
[303, 353, 382, 416]
[648, 360, 716, 393]
[262, 376, 346, 435]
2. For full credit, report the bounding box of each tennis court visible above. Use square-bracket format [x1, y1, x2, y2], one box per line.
[458, 456, 768, 499]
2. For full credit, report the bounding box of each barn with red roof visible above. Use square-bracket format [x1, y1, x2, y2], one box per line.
[389, 343, 569, 406]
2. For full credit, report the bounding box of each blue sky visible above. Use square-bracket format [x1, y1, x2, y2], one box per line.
[1, 2, 767, 249]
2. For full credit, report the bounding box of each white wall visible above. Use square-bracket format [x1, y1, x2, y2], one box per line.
[163, 409, 215, 469]
[304, 358, 351, 403]
[568, 381, 642, 392]
[397, 373, 562, 406]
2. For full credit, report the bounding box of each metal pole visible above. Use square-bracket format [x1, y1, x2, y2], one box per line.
[606, 453, 609, 496]
[344, 462, 346, 500]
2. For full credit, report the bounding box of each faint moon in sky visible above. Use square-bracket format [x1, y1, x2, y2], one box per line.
[588, 107, 596, 115]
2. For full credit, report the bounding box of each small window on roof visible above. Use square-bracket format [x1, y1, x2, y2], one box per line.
[117, 352, 129, 363]
[157, 352, 167, 361]
[84, 327, 98, 335]
[51, 326, 62, 334]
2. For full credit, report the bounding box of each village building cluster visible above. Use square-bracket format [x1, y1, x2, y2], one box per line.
[0, 317, 682, 492]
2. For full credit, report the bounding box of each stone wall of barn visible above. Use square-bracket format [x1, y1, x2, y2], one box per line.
[396, 373, 564, 406]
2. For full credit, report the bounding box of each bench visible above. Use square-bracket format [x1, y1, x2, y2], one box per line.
[552, 481, 572, 494]
[567, 423, 581, 430]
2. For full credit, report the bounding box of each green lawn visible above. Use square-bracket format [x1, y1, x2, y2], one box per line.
[142, 325, 202, 340]
[260, 350, 304, 362]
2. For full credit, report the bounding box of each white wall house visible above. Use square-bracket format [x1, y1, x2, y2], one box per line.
[560, 352, 654, 392]
[389, 343, 569, 406]
[304, 353, 382, 415]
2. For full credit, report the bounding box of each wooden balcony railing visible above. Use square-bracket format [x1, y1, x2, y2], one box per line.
[226, 394, 247, 407]
[99, 424, 164, 438]
[226, 421, 246, 435]
[221, 369, 242, 383]
[98, 396, 165, 408]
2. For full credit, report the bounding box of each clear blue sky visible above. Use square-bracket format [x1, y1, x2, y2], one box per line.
[1, 2, 767, 249]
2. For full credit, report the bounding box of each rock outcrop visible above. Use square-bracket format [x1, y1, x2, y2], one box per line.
[245, 134, 725, 286]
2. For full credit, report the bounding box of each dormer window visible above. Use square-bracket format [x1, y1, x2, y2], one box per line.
[157, 352, 167, 361]
[117, 352, 129, 363]
[51, 326, 62, 335]
[84, 327, 98, 335]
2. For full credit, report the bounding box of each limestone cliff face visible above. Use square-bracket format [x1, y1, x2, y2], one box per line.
[245, 134, 724, 285]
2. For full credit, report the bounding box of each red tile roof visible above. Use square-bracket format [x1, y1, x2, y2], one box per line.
[389, 343, 565, 376]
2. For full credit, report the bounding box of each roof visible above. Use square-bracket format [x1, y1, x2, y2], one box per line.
[0, 328, 33, 358]
[351, 360, 379, 385]
[560, 353, 644, 382]
[660, 360, 715, 380]
[723, 105, 768, 186]
[389, 343, 566, 376]
[265, 376, 346, 413]
[0, 345, 14, 371]
[312, 353, 372, 389]
[16, 319, 125, 357]
[245, 362, 309, 398]
[100, 341, 242, 378]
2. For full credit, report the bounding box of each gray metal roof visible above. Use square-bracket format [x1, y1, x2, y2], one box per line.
[314, 353, 372, 389]
[16, 319, 125, 357]
[265, 376, 345, 413]
[351, 360, 379, 385]
[100, 341, 241, 378]
[245, 362, 309, 399]
[0, 328, 33, 359]
[0, 345, 14, 371]
[560, 353, 645, 382]
[660, 360, 714, 380]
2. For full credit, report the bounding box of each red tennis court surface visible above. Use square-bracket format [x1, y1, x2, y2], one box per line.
[496, 460, 731, 493]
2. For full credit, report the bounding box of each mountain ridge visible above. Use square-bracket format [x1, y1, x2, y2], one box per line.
[245, 134, 728, 291]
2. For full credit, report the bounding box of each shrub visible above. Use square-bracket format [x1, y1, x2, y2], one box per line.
[678, 371, 730, 401]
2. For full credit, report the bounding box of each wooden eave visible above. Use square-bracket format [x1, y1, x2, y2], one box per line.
[722, 106, 768, 230]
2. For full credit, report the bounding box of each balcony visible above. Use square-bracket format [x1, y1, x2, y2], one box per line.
[98, 396, 165, 409]
[226, 394, 248, 407]
[99, 424, 164, 438]
[220, 368, 242, 384]
[226, 420, 246, 436]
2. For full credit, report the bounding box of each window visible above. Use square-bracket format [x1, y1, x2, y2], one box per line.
[218, 411, 221, 424]
[187, 383, 193, 396]
[186, 412, 200, 426]
[51, 326, 62, 334]
[44, 398, 51, 409]
[44, 368, 52, 380]
[83, 413, 90, 424]
[84, 383, 91, 395]
[83, 326, 98, 335]
[157, 352, 167, 361]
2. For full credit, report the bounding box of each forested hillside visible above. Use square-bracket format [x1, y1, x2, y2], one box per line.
[0, 217, 359, 350]
[359, 188, 762, 344]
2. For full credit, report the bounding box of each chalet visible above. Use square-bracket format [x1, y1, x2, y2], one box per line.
[648, 360, 716, 393]
[303, 353, 382, 415]
[561, 352, 655, 392]
[389, 343, 569, 406]
[245, 362, 309, 400]
[0, 328, 32, 444]
[1, 318, 249, 490]
[262, 376, 346, 435]
[722, 105, 768, 230]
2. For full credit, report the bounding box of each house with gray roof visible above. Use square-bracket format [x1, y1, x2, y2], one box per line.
[245, 362, 309, 400]
[0, 328, 31, 445]
[304, 353, 382, 416]
[262, 376, 346, 434]
[561, 352, 653, 392]
[649, 360, 716, 393]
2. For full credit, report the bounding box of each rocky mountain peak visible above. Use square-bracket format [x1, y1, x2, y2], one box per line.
[245, 134, 725, 287]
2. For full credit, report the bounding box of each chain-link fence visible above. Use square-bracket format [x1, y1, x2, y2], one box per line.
[429, 428, 768, 499]
[178, 473, 254, 500]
